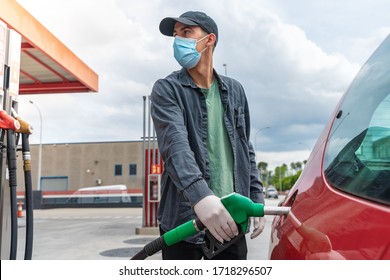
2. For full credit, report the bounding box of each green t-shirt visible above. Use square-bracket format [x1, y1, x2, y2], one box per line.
[201, 79, 234, 197]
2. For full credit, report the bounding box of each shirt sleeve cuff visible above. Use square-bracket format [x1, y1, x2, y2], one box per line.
[183, 179, 214, 207]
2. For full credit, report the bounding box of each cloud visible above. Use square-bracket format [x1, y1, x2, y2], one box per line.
[209, 2, 360, 153]
[16, 0, 389, 169]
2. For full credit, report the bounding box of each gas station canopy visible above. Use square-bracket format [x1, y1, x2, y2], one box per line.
[0, 0, 98, 94]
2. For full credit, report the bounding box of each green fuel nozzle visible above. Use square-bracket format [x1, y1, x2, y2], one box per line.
[131, 192, 290, 260]
[220, 192, 264, 232]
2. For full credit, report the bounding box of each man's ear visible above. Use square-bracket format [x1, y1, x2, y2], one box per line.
[207, 33, 217, 47]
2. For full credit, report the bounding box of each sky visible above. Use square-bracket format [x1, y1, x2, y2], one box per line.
[16, 0, 390, 170]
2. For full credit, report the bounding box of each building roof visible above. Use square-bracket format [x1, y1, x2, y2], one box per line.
[0, 0, 98, 94]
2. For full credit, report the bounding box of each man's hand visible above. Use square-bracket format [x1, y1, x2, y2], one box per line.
[194, 195, 239, 243]
[250, 217, 266, 239]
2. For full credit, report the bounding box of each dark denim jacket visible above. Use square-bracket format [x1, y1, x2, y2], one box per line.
[151, 68, 264, 243]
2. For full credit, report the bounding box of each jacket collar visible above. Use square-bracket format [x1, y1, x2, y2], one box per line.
[178, 68, 228, 91]
[178, 68, 197, 88]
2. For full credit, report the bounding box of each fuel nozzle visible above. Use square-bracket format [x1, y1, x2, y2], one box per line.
[221, 192, 291, 232]
[263, 205, 291, 216]
[0, 110, 20, 131]
[11, 108, 33, 134]
[131, 192, 291, 260]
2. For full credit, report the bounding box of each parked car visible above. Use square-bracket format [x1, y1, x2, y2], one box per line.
[67, 185, 131, 204]
[269, 34, 390, 260]
[265, 187, 279, 199]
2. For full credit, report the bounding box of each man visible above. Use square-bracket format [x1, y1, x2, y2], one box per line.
[151, 11, 265, 260]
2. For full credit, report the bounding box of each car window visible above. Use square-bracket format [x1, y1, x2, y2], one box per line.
[323, 35, 390, 206]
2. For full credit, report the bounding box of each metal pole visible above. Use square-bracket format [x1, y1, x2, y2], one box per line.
[223, 63, 227, 76]
[279, 170, 282, 193]
[254, 126, 270, 152]
[147, 96, 152, 226]
[156, 131, 161, 165]
[152, 126, 156, 165]
[298, 142, 310, 150]
[29, 100, 42, 191]
[147, 96, 152, 165]
[142, 96, 146, 227]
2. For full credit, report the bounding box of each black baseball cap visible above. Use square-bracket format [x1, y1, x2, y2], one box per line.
[159, 11, 218, 46]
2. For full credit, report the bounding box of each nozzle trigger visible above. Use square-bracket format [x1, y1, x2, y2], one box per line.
[201, 226, 244, 259]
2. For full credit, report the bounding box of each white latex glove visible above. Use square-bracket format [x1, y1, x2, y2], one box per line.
[194, 195, 239, 243]
[250, 217, 266, 239]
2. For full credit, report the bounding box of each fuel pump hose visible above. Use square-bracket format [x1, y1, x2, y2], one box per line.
[6, 128, 18, 260]
[131, 218, 205, 260]
[22, 133, 33, 260]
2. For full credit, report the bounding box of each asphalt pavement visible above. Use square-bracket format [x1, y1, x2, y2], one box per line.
[15, 197, 283, 260]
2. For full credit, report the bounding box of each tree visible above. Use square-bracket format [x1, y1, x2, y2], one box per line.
[257, 162, 270, 186]
[291, 161, 303, 173]
[257, 162, 268, 173]
[290, 162, 296, 172]
[258, 160, 306, 192]
[272, 164, 287, 192]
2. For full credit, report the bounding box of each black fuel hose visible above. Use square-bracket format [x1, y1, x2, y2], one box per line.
[22, 133, 33, 260]
[7, 129, 18, 260]
[131, 236, 167, 260]
[131, 218, 206, 260]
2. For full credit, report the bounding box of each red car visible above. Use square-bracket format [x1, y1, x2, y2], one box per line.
[269, 34, 390, 260]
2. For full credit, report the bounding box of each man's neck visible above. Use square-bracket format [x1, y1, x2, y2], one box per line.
[188, 51, 214, 88]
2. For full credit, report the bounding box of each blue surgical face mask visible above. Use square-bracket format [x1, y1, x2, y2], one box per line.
[173, 35, 209, 69]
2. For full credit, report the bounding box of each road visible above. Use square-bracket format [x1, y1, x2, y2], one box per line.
[15, 197, 283, 260]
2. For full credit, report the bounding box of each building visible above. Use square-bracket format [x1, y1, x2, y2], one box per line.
[16, 141, 145, 193]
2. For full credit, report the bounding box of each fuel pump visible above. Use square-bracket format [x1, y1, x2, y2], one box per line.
[0, 21, 30, 260]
